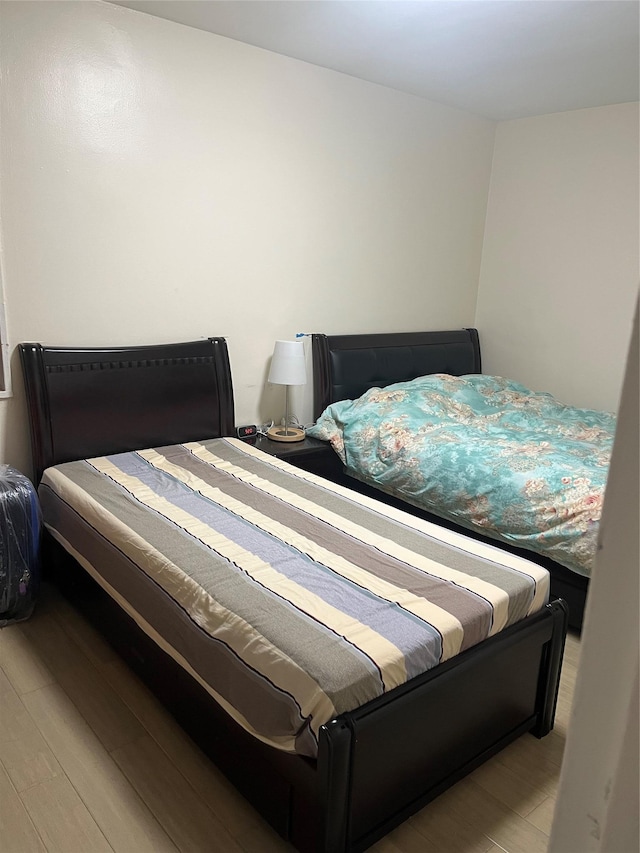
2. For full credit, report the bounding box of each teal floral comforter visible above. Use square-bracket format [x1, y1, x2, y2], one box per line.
[307, 374, 615, 577]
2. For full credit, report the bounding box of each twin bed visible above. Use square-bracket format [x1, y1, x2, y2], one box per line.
[19, 333, 568, 853]
[310, 328, 611, 630]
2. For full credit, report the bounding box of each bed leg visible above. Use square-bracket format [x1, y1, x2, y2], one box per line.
[532, 598, 569, 738]
[317, 717, 353, 853]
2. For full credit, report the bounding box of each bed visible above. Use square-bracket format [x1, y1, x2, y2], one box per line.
[310, 328, 612, 631]
[19, 336, 567, 853]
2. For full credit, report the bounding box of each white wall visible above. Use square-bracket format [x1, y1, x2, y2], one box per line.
[549, 294, 639, 853]
[0, 0, 495, 478]
[475, 103, 639, 412]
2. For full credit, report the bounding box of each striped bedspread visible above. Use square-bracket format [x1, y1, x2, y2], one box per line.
[39, 437, 550, 757]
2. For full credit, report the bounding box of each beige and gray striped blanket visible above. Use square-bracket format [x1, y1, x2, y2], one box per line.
[39, 437, 549, 757]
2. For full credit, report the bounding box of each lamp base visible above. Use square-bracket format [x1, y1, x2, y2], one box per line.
[266, 425, 306, 443]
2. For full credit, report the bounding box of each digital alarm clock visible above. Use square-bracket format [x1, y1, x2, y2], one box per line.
[236, 424, 258, 439]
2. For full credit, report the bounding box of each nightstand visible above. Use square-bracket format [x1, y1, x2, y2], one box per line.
[251, 434, 343, 480]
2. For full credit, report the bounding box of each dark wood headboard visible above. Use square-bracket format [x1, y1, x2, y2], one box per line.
[19, 338, 235, 483]
[312, 328, 481, 420]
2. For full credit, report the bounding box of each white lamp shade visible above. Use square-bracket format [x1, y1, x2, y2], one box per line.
[268, 340, 307, 386]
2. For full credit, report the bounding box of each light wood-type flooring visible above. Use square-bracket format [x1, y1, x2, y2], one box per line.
[0, 581, 579, 853]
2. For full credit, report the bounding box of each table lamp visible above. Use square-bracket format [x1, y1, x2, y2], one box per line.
[267, 340, 306, 442]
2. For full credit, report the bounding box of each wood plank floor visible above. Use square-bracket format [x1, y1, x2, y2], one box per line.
[0, 582, 580, 853]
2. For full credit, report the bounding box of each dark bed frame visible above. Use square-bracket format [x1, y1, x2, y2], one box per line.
[311, 328, 589, 631]
[19, 337, 567, 853]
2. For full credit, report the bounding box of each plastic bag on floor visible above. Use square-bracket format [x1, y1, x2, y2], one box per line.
[0, 465, 41, 626]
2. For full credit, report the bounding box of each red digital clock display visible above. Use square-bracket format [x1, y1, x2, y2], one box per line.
[236, 425, 257, 439]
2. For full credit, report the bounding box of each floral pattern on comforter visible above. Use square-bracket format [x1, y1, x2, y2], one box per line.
[307, 374, 615, 577]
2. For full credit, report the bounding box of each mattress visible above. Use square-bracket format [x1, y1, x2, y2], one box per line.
[38, 437, 550, 757]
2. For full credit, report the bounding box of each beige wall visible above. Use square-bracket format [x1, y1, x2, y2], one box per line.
[549, 295, 639, 853]
[0, 0, 495, 477]
[476, 102, 639, 412]
[2, 3, 638, 479]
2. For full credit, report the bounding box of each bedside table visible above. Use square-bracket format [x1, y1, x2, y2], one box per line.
[251, 434, 343, 480]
